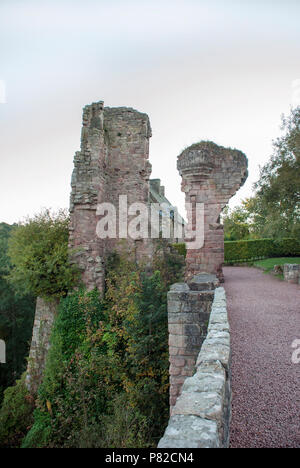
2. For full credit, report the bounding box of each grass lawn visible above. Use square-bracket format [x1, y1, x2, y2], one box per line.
[252, 257, 300, 273]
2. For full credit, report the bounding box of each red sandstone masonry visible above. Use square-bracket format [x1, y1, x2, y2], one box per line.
[177, 141, 248, 282]
[167, 278, 216, 410]
[69, 102, 153, 293]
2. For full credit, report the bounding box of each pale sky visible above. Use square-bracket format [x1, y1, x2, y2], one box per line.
[1, 0, 300, 224]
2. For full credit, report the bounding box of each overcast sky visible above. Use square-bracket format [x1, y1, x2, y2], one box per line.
[1, 0, 300, 224]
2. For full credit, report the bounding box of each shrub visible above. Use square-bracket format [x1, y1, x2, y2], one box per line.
[22, 288, 107, 448]
[224, 239, 274, 262]
[0, 374, 35, 448]
[154, 241, 185, 289]
[224, 237, 300, 263]
[21, 409, 52, 449]
[22, 246, 179, 448]
[172, 242, 187, 258]
[273, 238, 300, 257]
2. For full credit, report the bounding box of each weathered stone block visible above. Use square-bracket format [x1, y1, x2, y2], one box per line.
[158, 415, 220, 448]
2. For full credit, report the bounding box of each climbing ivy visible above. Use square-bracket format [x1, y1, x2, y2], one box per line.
[21, 247, 184, 448]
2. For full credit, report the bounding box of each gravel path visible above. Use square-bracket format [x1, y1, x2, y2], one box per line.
[224, 266, 300, 448]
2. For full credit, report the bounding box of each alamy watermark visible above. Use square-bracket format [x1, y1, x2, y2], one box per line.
[95, 196, 204, 249]
[291, 339, 300, 364]
[0, 339, 5, 364]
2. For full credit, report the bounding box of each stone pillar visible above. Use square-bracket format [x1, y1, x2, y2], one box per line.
[26, 297, 59, 394]
[168, 274, 218, 410]
[177, 141, 248, 282]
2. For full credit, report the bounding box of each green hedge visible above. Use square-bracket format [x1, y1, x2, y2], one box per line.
[224, 238, 300, 263]
[173, 238, 300, 263]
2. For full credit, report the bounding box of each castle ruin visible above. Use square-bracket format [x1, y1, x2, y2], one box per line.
[26, 101, 248, 447]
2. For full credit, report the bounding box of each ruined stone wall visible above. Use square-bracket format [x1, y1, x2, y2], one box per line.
[178, 141, 248, 282]
[69, 102, 153, 292]
[26, 297, 59, 394]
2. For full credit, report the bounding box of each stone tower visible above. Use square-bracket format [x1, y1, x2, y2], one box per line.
[69, 101, 153, 293]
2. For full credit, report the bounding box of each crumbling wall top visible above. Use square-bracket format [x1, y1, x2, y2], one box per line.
[177, 140, 248, 186]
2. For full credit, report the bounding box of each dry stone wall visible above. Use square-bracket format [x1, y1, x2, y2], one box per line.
[283, 264, 300, 284]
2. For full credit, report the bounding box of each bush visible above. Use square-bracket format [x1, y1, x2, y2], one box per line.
[21, 409, 52, 449]
[0, 374, 35, 448]
[224, 238, 300, 263]
[22, 245, 182, 448]
[172, 243, 187, 258]
[22, 288, 107, 448]
[273, 238, 300, 257]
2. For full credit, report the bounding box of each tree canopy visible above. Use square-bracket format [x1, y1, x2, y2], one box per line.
[7, 210, 79, 299]
[0, 223, 35, 403]
[223, 107, 300, 240]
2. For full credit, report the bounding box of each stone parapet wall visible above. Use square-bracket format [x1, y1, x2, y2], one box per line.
[168, 274, 219, 409]
[159, 287, 231, 448]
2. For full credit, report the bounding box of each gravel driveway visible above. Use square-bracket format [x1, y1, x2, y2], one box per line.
[224, 266, 300, 448]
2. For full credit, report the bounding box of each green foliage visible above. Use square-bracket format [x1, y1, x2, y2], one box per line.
[248, 107, 300, 239]
[22, 288, 107, 448]
[252, 257, 300, 273]
[172, 242, 187, 258]
[21, 409, 52, 449]
[95, 393, 150, 448]
[225, 238, 300, 263]
[223, 107, 300, 240]
[0, 223, 35, 403]
[273, 238, 300, 257]
[7, 209, 79, 299]
[23, 245, 183, 448]
[222, 204, 252, 241]
[153, 240, 185, 289]
[0, 374, 35, 448]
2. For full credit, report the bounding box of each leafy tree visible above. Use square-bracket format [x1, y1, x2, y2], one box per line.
[250, 107, 300, 238]
[222, 203, 252, 241]
[7, 209, 79, 299]
[0, 223, 35, 403]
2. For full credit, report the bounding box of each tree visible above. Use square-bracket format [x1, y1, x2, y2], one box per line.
[7, 209, 79, 299]
[0, 223, 35, 403]
[222, 203, 252, 241]
[251, 107, 300, 238]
